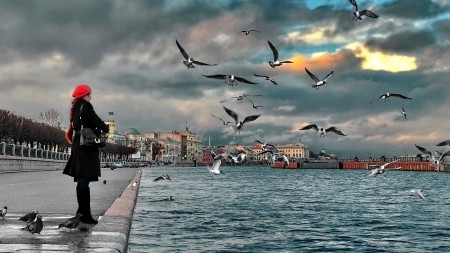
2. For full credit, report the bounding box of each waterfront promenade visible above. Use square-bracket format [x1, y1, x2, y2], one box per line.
[0, 166, 142, 252]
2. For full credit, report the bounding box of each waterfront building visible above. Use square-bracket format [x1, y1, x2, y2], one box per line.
[275, 142, 310, 159]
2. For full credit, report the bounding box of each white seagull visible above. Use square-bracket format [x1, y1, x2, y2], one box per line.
[436, 139, 450, 147]
[367, 159, 401, 177]
[268, 41, 293, 68]
[176, 39, 217, 69]
[305, 68, 334, 90]
[349, 0, 379, 21]
[246, 96, 264, 109]
[236, 30, 259, 35]
[410, 189, 426, 200]
[254, 74, 278, 85]
[254, 140, 278, 152]
[370, 93, 412, 103]
[401, 107, 407, 120]
[223, 106, 261, 134]
[415, 144, 450, 170]
[228, 152, 247, 164]
[202, 74, 258, 86]
[207, 155, 225, 179]
[211, 114, 233, 125]
[300, 124, 347, 138]
[220, 94, 261, 103]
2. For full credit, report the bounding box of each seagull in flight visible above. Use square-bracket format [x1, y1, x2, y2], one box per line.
[305, 68, 334, 90]
[410, 189, 426, 200]
[254, 140, 278, 152]
[349, 0, 379, 21]
[401, 107, 407, 120]
[436, 139, 450, 147]
[236, 30, 259, 35]
[228, 152, 247, 164]
[367, 159, 401, 177]
[176, 39, 217, 69]
[246, 96, 264, 109]
[207, 151, 226, 179]
[268, 41, 293, 68]
[220, 93, 261, 103]
[300, 124, 347, 138]
[370, 93, 411, 103]
[415, 144, 450, 170]
[223, 106, 261, 134]
[202, 74, 258, 86]
[211, 114, 233, 125]
[254, 74, 278, 85]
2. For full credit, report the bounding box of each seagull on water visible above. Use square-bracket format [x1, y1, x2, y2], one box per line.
[349, 0, 379, 21]
[154, 175, 171, 182]
[236, 30, 259, 35]
[0, 206, 7, 220]
[254, 74, 278, 85]
[163, 196, 175, 201]
[202, 74, 258, 87]
[268, 41, 293, 68]
[415, 144, 450, 170]
[410, 189, 426, 200]
[367, 159, 401, 177]
[370, 93, 411, 103]
[223, 106, 261, 134]
[401, 106, 407, 120]
[300, 124, 347, 138]
[305, 68, 334, 90]
[176, 39, 217, 69]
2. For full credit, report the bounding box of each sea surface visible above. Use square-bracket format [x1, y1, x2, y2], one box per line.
[128, 166, 450, 252]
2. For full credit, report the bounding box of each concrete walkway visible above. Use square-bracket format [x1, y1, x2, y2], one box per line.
[0, 166, 142, 252]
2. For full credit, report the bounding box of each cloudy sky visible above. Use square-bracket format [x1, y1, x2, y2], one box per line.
[1, 0, 449, 158]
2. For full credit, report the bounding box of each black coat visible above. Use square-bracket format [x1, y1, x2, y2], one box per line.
[63, 99, 109, 181]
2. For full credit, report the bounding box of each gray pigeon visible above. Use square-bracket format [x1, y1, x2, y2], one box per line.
[58, 213, 81, 229]
[0, 206, 7, 219]
[19, 210, 38, 222]
[22, 214, 43, 234]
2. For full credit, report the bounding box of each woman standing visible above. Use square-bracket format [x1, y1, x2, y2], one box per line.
[64, 84, 109, 224]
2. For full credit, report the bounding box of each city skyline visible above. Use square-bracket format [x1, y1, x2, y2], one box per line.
[0, 0, 449, 158]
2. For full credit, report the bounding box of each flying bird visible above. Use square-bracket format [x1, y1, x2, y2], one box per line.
[415, 144, 450, 170]
[207, 156, 225, 179]
[223, 106, 261, 134]
[268, 41, 293, 68]
[202, 74, 258, 86]
[349, 0, 379, 21]
[254, 74, 278, 85]
[370, 93, 411, 103]
[228, 152, 247, 164]
[58, 213, 81, 229]
[436, 140, 450, 147]
[254, 140, 277, 152]
[220, 94, 261, 103]
[305, 68, 334, 90]
[211, 114, 233, 125]
[176, 39, 217, 69]
[154, 175, 171, 182]
[19, 210, 39, 223]
[22, 214, 43, 234]
[401, 107, 407, 120]
[410, 189, 426, 200]
[236, 30, 259, 35]
[0, 206, 7, 220]
[367, 159, 401, 177]
[246, 96, 264, 109]
[300, 124, 347, 138]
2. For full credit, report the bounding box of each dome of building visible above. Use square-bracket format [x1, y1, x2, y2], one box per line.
[125, 128, 141, 136]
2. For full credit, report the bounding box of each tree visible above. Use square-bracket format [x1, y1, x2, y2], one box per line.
[38, 108, 63, 128]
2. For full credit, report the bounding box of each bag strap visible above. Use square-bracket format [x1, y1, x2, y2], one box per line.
[80, 104, 85, 128]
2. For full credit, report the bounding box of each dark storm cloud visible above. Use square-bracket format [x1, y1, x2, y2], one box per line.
[381, 0, 447, 19]
[365, 30, 436, 54]
[0, 0, 223, 68]
[433, 19, 450, 41]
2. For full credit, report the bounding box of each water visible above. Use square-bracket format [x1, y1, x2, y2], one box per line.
[129, 166, 450, 252]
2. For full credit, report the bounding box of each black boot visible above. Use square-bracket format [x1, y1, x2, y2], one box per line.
[76, 187, 98, 224]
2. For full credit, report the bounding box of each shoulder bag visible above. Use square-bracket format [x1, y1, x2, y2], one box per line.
[79, 104, 107, 148]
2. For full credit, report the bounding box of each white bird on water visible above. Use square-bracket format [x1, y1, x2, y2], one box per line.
[410, 189, 426, 200]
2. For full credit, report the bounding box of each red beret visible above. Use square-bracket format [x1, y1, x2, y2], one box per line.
[72, 84, 91, 99]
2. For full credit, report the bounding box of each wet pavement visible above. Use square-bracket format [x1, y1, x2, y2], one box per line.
[0, 166, 141, 252]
